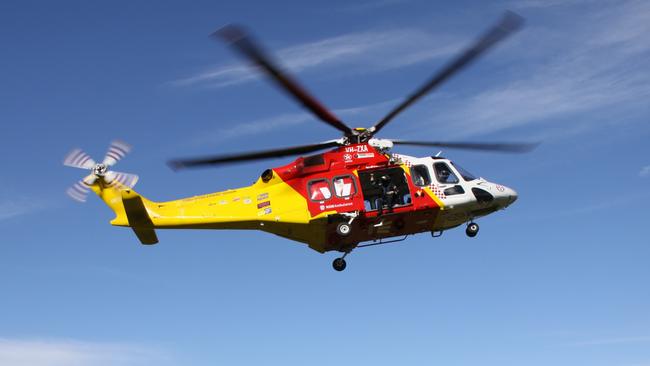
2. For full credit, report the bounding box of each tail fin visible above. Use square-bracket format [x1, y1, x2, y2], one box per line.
[122, 190, 158, 245]
[90, 181, 159, 245]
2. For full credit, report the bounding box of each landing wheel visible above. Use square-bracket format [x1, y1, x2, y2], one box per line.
[332, 257, 347, 271]
[466, 222, 479, 238]
[336, 222, 351, 237]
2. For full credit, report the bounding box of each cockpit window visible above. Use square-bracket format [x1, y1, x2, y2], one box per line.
[434, 162, 459, 184]
[410, 165, 431, 187]
[451, 162, 477, 181]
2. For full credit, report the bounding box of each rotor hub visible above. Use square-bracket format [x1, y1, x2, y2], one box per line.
[347, 127, 375, 144]
[93, 163, 107, 177]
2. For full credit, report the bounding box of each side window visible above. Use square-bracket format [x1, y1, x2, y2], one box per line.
[434, 162, 459, 184]
[308, 179, 332, 201]
[333, 175, 356, 198]
[444, 185, 465, 196]
[410, 165, 431, 187]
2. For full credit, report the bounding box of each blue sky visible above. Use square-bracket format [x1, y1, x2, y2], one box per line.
[1, 0, 649, 365]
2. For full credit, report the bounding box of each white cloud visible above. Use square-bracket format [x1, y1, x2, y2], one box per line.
[172, 28, 460, 88]
[0, 339, 169, 366]
[189, 112, 312, 146]
[640, 165, 650, 177]
[187, 98, 400, 147]
[175, 1, 650, 143]
[0, 198, 43, 221]
[570, 336, 650, 346]
[410, 0, 650, 139]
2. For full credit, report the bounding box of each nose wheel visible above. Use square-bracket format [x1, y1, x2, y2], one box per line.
[466, 222, 479, 237]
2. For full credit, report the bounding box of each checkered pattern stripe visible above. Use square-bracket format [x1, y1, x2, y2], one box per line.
[429, 184, 446, 199]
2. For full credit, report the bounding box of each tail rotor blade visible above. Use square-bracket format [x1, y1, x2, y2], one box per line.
[104, 171, 139, 188]
[63, 149, 96, 170]
[83, 174, 97, 185]
[102, 140, 131, 167]
[66, 174, 96, 202]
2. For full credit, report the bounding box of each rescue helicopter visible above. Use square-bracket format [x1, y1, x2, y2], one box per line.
[63, 12, 536, 271]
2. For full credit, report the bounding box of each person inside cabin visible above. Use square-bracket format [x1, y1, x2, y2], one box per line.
[381, 174, 399, 214]
[370, 174, 397, 215]
[437, 164, 452, 183]
[362, 169, 411, 213]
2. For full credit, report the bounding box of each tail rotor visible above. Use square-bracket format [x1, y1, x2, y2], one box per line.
[63, 140, 139, 202]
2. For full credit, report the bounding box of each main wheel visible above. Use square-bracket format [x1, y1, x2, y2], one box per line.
[332, 258, 347, 271]
[466, 222, 479, 238]
[336, 222, 351, 236]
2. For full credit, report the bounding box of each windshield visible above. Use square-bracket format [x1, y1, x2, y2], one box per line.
[451, 162, 477, 181]
[433, 162, 459, 184]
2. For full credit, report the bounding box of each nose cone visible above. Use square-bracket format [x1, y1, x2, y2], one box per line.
[495, 185, 518, 207]
[507, 187, 518, 205]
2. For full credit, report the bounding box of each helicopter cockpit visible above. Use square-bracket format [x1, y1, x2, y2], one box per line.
[402, 155, 518, 212]
[409, 158, 469, 197]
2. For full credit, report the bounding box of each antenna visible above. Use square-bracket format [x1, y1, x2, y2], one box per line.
[435, 151, 442, 157]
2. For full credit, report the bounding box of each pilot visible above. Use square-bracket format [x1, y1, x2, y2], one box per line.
[438, 166, 451, 183]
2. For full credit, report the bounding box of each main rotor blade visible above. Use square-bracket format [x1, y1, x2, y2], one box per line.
[371, 11, 524, 135]
[215, 25, 352, 136]
[391, 140, 538, 153]
[168, 140, 342, 170]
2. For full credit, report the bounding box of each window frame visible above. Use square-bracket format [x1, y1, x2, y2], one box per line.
[410, 164, 432, 187]
[307, 178, 333, 202]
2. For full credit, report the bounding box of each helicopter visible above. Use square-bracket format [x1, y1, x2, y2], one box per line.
[64, 12, 536, 271]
